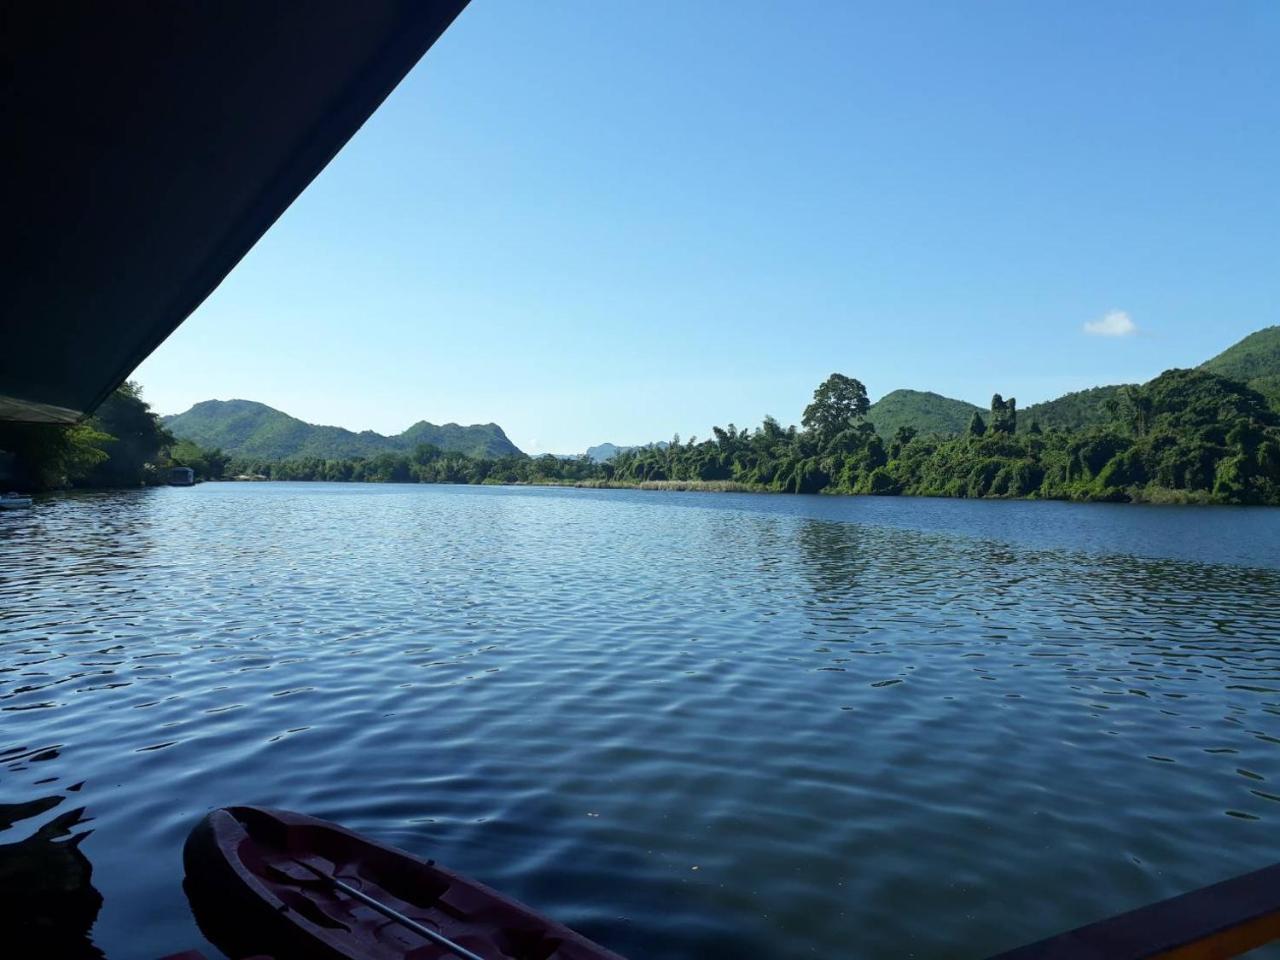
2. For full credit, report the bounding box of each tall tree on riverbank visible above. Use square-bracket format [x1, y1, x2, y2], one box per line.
[83, 382, 173, 487]
[802, 374, 870, 441]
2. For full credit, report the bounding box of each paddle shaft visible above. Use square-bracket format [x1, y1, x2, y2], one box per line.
[294, 858, 488, 960]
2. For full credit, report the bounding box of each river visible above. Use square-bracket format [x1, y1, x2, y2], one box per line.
[2, 483, 1278, 959]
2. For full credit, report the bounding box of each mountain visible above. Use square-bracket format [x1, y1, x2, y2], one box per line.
[164, 329, 1280, 461]
[866, 390, 982, 437]
[864, 385, 1131, 437]
[1200, 325, 1280, 407]
[585, 442, 629, 462]
[164, 400, 522, 460]
[584, 441, 669, 462]
[866, 327, 1280, 437]
[1013, 327, 1280, 431]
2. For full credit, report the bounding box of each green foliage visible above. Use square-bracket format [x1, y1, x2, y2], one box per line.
[1198, 326, 1280, 412]
[1201, 325, 1280, 383]
[83, 382, 174, 487]
[859, 466, 899, 495]
[1246, 375, 1280, 412]
[224, 447, 601, 487]
[12, 325, 1280, 508]
[607, 367, 1280, 506]
[16, 362, 1260, 506]
[989, 394, 1017, 434]
[802, 374, 869, 440]
[164, 399, 522, 460]
[168, 439, 230, 481]
[0, 421, 111, 490]
[1019, 384, 1126, 433]
[0, 383, 227, 491]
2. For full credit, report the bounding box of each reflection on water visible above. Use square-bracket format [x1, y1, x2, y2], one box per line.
[1, 483, 1279, 959]
[0, 783, 102, 958]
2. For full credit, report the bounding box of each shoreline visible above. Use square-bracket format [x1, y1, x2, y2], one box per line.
[9, 476, 1263, 508]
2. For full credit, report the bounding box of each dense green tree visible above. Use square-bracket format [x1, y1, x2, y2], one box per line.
[168, 439, 230, 480]
[889, 426, 917, 459]
[0, 421, 111, 490]
[802, 374, 870, 440]
[0, 382, 215, 491]
[989, 394, 1017, 434]
[84, 382, 173, 486]
[1104, 385, 1154, 438]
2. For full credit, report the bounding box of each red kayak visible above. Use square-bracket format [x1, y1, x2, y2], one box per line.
[183, 806, 626, 960]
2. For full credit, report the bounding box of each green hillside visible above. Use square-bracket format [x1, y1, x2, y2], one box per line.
[1200, 325, 1280, 407]
[164, 400, 522, 460]
[866, 390, 982, 436]
[1007, 327, 1280, 431]
[1246, 375, 1280, 408]
[864, 328, 1280, 437]
[1018, 384, 1127, 433]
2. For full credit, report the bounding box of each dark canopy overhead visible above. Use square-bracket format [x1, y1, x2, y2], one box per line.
[0, 1, 469, 422]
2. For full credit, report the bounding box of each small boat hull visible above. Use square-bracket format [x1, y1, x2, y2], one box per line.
[183, 806, 626, 960]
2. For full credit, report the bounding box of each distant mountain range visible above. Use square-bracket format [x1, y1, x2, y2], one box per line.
[584, 442, 626, 463]
[164, 399, 522, 460]
[166, 328, 1280, 461]
[865, 325, 1280, 436]
[582, 441, 670, 463]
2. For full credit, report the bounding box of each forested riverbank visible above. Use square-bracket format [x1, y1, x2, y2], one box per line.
[5, 367, 1280, 505]
[605, 369, 1280, 505]
[0, 383, 228, 491]
[221, 367, 1280, 505]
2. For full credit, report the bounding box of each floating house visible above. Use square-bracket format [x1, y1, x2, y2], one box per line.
[168, 466, 195, 486]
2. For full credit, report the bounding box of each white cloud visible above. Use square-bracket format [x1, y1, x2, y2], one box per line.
[1083, 310, 1138, 337]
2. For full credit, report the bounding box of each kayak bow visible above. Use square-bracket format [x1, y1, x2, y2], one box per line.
[183, 806, 625, 960]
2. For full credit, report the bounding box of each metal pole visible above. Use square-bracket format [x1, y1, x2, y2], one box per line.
[293, 858, 488, 960]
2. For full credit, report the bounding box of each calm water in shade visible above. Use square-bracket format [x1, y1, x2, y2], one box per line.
[2, 483, 1280, 959]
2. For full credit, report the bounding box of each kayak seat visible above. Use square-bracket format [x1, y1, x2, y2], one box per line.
[435, 883, 499, 920]
[275, 887, 351, 931]
[264, 859, 326, 887]
[351, 859, 451, 910]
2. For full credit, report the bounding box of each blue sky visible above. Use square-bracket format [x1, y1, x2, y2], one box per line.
[135, 1, 1279, 454]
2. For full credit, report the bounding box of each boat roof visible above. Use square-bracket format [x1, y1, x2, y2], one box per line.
[1, 1, 469, 423]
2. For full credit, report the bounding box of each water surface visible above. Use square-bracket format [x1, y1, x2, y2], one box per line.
[2, 484, 1279, 958]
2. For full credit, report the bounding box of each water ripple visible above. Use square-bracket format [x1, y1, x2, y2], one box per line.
[2, 484, 1279, 958]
